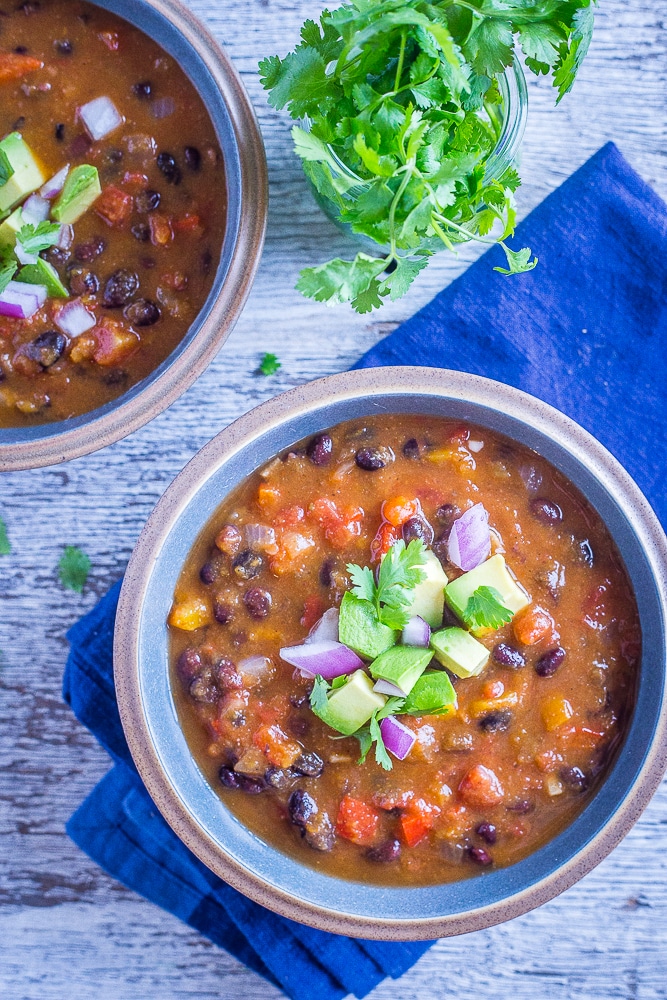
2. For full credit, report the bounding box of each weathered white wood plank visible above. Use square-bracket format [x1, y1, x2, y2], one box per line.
[2, 0, 667, 996]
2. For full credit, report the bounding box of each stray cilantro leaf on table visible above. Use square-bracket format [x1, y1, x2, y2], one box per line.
[462, 585, 513, 630]
[258, 352, 281, 376]
[58, 545, 91, 593]
[16, 220, 62, 256]
[0, 516, 11, 555]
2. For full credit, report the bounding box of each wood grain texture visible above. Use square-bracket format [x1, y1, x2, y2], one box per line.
[1, 0, 667, 997]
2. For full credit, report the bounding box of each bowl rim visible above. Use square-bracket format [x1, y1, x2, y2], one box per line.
[114, 366, 667, 939]
[0, 0, 268, 472]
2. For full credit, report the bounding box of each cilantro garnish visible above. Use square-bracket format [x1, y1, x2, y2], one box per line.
[0, 149, 14, 187]
[347, 538, 428, 630]
[258, 352, 281, 376]
[461, 585, 513, 630]
[309, 674, 331, 716]
[0, 516, 11, 556]
[0, 258, 17, 295]
[16, 221, 62, 257]
[260, 0, 593, 311]
[58, 545, 91, 593]
[355, 699, 404, 770]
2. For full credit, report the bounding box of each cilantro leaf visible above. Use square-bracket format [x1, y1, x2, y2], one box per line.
[58, 545, 91, 593]
[378, 256, 429, 300]
[309, 674, 330, 715]
[554, 4, 595, 102]
[494, 243, 538, 275]
[463, 17, 514, 77]
[347, 562, 376, 604]
[354, 726, 373, 764]
[369, 711, 393, 771]
[461, 585, 513, 631]
[0, 516, 11, 556]
[0, 149, 14, 187]
[296, 253, 388, 307]
[258, 352, 281, 376]
[17, 221, 61, 256]
[0, 259, 17, 295]
[375, 538, 428, 626]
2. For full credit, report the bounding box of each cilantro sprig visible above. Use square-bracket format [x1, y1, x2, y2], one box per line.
[0, 516, 11, 556]
[260, 0, 593, 311]
[16, 221, 61, 257]
[0, 256, 17, 295]
[258, 352, 282, 376]
[0, 148, 14, 187]
[347, 537, 428, 629]
[58, 545, 91, 593]
[461, 584, 513, 630]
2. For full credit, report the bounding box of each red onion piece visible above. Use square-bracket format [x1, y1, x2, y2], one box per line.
[21, 194, 51, 225]
[379, 715, 416, 760]
[279, 640, 363, 680]
[151, 97, 175, 119]
[79, 96, 124, 141]
[40, 164, 70, 200]
[238, 655, 272, 684]
[0, 280, 47, 319]
[447, 503, 491, 572]
[244, 523, 276, 551]
[373, 678, 406, 698]
[54, 299, 96, 337]
[401, 615, 431, 647]
[305, 607, 339, 644]
[14, 243, 39, 266]
[57, 224, 74, 250]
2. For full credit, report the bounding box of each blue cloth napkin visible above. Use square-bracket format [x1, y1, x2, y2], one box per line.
[64, 141, 667, 999]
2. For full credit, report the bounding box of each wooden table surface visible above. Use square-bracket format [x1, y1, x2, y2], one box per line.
[2, 1, 667, 997]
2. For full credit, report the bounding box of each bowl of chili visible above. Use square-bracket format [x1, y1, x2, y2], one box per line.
[0, 0, 267, 470]
[114, 366, 667, 939]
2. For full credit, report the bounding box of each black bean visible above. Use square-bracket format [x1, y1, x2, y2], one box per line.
[318, 558, 335, 588]
[18, 1, 40, 13]
[24, 331, 66, 368]
[559, 766, 588, 791]
[435, 503, 461, 530]
[236, 773, 266, 794]
[103, 268, 140, 307]
[244, 587, 272, 619]
[105, 148, 123, 165]
[132, 80, 152, 99]
[213, 600, 234, 626]
[157, 151, 182, 185]
[201, 249, 213, 274]
[55, 122, 65, 141]
[68, 267, 99, 297]
[124, 298, 160, 327]
[184, 146, 201, 171]
[12, 116, 26, 131]
[102, 369, 128, 387]
[475, 822, 497, 845]
[479, 710, 513, 733]
[535, 646, 566, 678]
[70, 133, 92, 158]
[265, 767, 295, 791]
[134, 189, 161, 214]
[306, 432, 333, 466]
[14, 45, 28, 53]
[366, 839, 401, 863]
[43, 246, 70, 267]
[355, 446, 392, 471]
[305, 812, 336, 852]
[402, 437, 420, 460]
[176, 648, 202, 684]
[492, 643, 525, 669]
[530, 497, 563, 525]
[288, 789, 318, 828]
[232, 549, 263, 580]
[292, 751, 324, 778]
[131, 223, 150, 242]
[188, 672, 218, 704]
[54, 39, 72, 54]
[199, 559, 220, 585]
[507, 799, 534, 814]
[402, 515, 434, 546]
[214, 659, 243, 689]
[74, 237, 105, 262]
[468, 846, 493, 866]
[218, 765, 241, 789]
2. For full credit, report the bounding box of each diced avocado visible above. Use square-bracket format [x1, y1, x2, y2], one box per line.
[0, 133, 46, 214]
[430, 626, 489, 678]
[338, 591, 397, 660]
[318, 669, 386, 736]
[401, 669, 458, 716]
[369, 645, 433, 696]
[0, 206, 24, 249]
[445, 554, 529, 634]
[51, 165, 101, 224]
[403, 550, 448, 628]
[16, 258, 68, 298]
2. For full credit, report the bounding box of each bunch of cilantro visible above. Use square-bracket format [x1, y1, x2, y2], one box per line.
[260, 0, 595, 312]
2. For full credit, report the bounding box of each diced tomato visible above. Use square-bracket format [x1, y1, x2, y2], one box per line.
[371, 789, 414, 812]
[513, 604, 555, 646]
[98, 30, 120, 51]
[161, 271, 188, 291]
[174, 213, 203, 234]
[69, 333, 97, 364]
[253, 724, 302, 768]
[122, 171, 149, 189]
[91, 322, 140, 366]
[269, 530, 316, 576]
[257, 483, 282, 510]
[0, 53, 43, 83]
[534, 749, 564, 773]
[336, 795, 379, 845]
[482, 679, 504, 700]
[381, 496, 421, 528]
[438, 803, 468, 840]
[254, 694, 290, 727]
[458, 764, 505, 808]
[310, 497, 364, 550]
[274, 504, 305, 527]
[149, 213, 173, 246]
[370, 521, 400, 562]
[95, 185, 133, 227]
[448, 423, 470, 445]
[301, 594, 325, 631]
[399, 799, 439, 847]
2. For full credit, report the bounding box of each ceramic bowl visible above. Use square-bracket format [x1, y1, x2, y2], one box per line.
[0, 0, 267, 472]
[114, 367, 667, 939]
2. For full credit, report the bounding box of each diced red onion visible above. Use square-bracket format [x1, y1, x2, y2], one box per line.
[0, 280, 47, 319]
[279, 640, 363, 680]
[238, 655, 272, 681]
[57, 224, 74, 250]
[151, 97, 175, 119]
[379, 716, 416, 760]
[401, 615, 431, 647]
[447, 502, 491, 572]
[14, 243, 39, 266]
[519, 464, 543, 494]
[79, 96, 124, 141]
[305, 607, 339, 644]
[21, 194, 51, 225]
[373, 678, 406, 698]
[244, 523, 276, 550]
[54, 298, 96, 337]
[40, 164, 70, 200]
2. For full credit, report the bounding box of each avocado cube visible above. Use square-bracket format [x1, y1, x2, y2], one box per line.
[430, 626, 490, 678]
[0, 133, 46, 214]
[403, 550, 448, 628]
[0, 206, 24, 249]
[338, 591, 397, 660]
[369, 645, 433, 696]
[16, 257, 68, 298]
[319, 669, 386, 736]
[445, 554, 530, 634]
[52, 164, 101, 224]
[401, 669, 458, 716]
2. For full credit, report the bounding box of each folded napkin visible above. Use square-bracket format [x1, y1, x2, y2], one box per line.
[64, 141, 667, 999]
